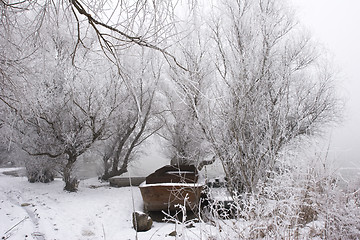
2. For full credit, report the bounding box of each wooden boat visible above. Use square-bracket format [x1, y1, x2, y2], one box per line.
[139, 165, 203, 212]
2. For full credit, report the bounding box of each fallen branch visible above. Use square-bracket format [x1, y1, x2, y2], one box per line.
[2, 216, 29, 239]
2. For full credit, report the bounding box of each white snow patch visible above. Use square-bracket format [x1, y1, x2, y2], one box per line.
[0, 172, 215, 240]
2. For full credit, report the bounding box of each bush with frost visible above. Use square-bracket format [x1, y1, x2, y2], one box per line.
[25, 157, 59, 183]
[199, 151, 360, 239]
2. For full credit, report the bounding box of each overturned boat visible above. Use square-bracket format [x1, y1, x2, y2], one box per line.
[139, 165, 203, 212]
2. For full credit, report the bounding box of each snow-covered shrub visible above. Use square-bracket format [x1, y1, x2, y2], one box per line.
[200, 151, 360, 239]
[317, 175, 360, 239]
[25, 157, 58, 183]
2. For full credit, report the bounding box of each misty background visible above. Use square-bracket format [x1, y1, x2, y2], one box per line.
[291, 0, 360, 171]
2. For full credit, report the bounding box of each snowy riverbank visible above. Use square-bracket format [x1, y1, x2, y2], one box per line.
[0, 168, 212, 240]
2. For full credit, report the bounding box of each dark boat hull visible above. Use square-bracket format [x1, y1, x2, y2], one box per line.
[139, 182, 203, 211]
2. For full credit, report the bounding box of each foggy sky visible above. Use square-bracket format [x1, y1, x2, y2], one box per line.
[291, 0, 360, 169]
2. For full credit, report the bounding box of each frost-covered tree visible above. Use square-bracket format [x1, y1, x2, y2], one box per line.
[159, 5, 215, 169]
[4, 11, 124, 191]
[0, 0, 184, 71]
[161, 54, 214, 169]
[198, 0, 342, 193]
[0, 1, 39, 110]
[1, 0, 170, 189]
[100, 48, 163, 180]
[160, 92, 211, 168]
[17, 65, 120, 191]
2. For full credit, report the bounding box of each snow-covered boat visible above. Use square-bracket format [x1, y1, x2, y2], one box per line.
[108, 173, 145, 187]
[139, 165, 203, 211]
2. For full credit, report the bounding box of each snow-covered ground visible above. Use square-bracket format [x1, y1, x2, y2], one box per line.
[0, 168, 216, 240]
[2, 166, 344, 240]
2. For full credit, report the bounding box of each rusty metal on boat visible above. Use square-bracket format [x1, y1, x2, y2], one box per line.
[139, 165, 203, 211]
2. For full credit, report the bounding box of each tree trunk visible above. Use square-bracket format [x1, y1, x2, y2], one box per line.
[105, 123, 137, 180]
[63, 158, 79, 192]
